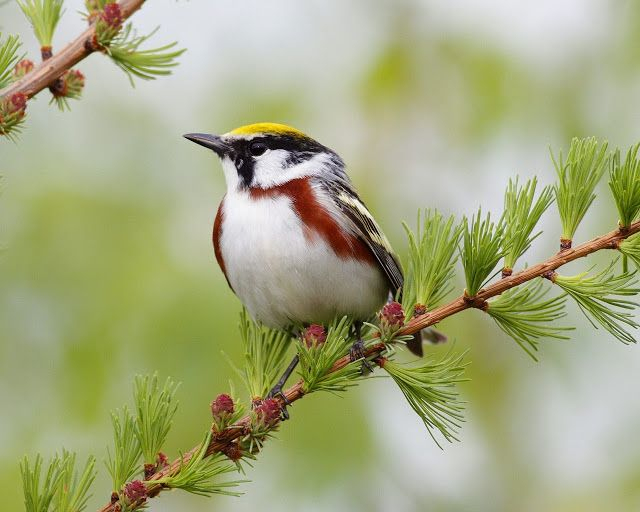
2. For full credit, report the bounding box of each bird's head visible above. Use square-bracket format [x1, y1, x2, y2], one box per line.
[184, 123, 344, 190]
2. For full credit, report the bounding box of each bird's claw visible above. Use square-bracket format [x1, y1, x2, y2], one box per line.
[266, 386, 291, 421]
[349, 339, 374, 374]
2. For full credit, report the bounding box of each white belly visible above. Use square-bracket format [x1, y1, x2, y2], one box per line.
[219, 191, 388, 328]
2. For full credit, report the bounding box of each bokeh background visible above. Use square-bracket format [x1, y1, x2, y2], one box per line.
[2, 0, 640, 510]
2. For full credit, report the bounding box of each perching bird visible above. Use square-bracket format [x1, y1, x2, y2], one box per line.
[184, 123, 438, 395]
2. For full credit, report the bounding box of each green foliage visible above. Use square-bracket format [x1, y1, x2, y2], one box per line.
[0, 33, 21, 89]
[297, 316, 362, 394]
[21, 451, 96, 512]
[21, 455, 60, 512]
[619, 233, 640, 269]
[502, 177, 554, 271]
[554, 262, 640, 345]
[551, 137, 609, 241]
[107, 25, 185, 86]
[381, 350, 468, 447]
[402, 209, 462, 311]
[51, 451, 96, 512]
[460, 208, 506, 296]
[487, 280, 572, 360]
[134, 374, 179, 463]
[230, 309, 292, 399]
[17, 0, 64, 48]
[106, 406, 142, 491]
[156, 433, 243, 497]
[609, 144, 640, 228]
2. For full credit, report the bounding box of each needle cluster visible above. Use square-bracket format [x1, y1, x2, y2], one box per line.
[21, 451, 96, 512]
[501, 177, 554, 273]
[487, 280, 572, 360]
[460, 208, 506, 296]
[402, 209, 462, 312]
[230, 309, 292, 399]
[552, 137, 609, 244]
[553, 262, 640, 345]
[16, 0, 64, 50]
[609, 144, 640, 229]
[380, 351, 468, 446]
[105, 25, 185, 86]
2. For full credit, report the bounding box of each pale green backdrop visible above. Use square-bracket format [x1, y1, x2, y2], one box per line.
[2, 1, 640, 511]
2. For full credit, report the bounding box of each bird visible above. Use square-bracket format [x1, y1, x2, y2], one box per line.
[184, 123, 440, 401]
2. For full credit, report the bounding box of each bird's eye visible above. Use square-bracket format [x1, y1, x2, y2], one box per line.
[249, 142, 268, 157]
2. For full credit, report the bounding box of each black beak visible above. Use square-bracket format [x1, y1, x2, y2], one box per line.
[183, 133, 233, 157]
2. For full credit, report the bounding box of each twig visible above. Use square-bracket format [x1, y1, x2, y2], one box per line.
[0, 0, 145, 100]
[403, 221, 640, 333]
[96, 220, 640, 511]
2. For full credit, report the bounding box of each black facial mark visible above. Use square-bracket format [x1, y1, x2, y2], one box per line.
[235, 156, 254, 188]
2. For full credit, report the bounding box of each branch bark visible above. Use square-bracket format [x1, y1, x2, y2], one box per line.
[0, 0, 145, 99]
[97, 220, 640, 511]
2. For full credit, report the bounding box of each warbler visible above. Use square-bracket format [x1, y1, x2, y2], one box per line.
[184, 123, 439, 398]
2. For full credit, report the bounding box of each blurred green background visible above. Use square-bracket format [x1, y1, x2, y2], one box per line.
[2, 1, 640, 510]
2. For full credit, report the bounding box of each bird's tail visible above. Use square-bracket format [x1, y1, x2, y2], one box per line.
[406, 328, 447, 357]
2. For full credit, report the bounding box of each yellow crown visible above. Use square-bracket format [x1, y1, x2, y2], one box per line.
[227, 122, 308, 138]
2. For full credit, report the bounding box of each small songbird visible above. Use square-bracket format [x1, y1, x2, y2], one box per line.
[184, 123, 430, 379]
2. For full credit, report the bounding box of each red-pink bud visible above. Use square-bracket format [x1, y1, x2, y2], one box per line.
[211, 393, 234, 419]
[101, 2, 123, 29]
[123, 480, 147, 503]
[381, 301, 405, 327]
[302, 324, 327, 348]
[8, 93, 27, 115]
[254, 398, 281, 427]
[156, 451, 168, 468]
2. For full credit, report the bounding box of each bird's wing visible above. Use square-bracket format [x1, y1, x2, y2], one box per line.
[324, 181, 404, 295]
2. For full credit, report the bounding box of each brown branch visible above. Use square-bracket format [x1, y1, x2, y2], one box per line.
[97, 219, 640, 511]
[0, 0, 145, 100]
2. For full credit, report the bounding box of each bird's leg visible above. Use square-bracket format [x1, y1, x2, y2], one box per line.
[349, 321, 374, 373]
[266, 354, 299, 420]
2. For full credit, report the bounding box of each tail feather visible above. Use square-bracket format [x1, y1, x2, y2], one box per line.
[406, 328, 448, 357]
[406, 332, 424, 357]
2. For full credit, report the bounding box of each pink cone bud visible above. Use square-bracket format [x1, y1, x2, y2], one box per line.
[380, 301, 405, 327]
[211, 393, 234, 419]
[8, 93, 27, 116]
[123, 480, 147, 503]
[156, 451, 168, 468]
[254, 398, 281, 427]
[101, 2, 123, 29]
[302, 324, 327, 348]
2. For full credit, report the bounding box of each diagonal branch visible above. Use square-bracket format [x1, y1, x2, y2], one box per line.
[0, 0, 145, 99]
[96, 219, 640, 512]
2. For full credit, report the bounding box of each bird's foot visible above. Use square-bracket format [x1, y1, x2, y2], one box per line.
[349, 338, 374, 374]
[266, 384, 292, 421]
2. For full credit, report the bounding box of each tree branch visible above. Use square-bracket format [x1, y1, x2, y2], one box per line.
[96, 219, 640, 512]
[0, 0, 145, 99]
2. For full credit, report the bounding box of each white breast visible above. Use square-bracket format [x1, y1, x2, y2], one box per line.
[219, 190, 388, 328]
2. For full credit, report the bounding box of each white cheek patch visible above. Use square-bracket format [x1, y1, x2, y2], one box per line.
[251, 149, 290, 187]
[252, 152, 335, 189]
